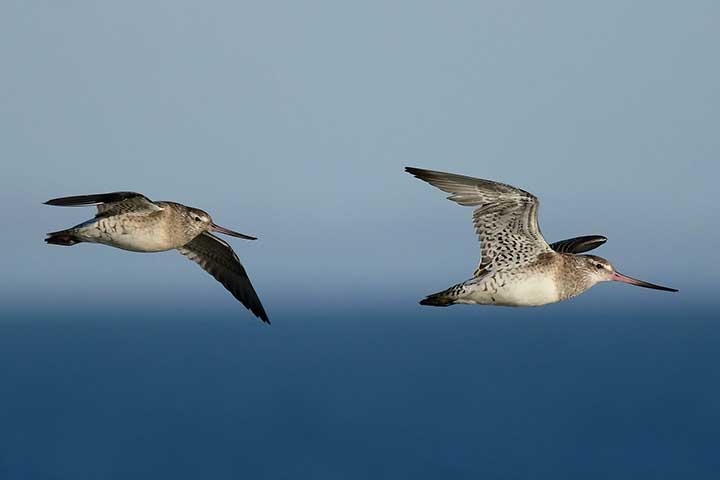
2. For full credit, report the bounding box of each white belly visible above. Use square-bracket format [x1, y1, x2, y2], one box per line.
[74, 219, 177, 252]
[462, 274, 560, 307]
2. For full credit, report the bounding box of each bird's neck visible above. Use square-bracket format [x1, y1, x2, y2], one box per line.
[557, 254, 596, 301]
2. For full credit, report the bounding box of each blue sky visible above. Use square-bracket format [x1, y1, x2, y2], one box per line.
[2, 1, 718, 312]
[2, 3, 720, 478]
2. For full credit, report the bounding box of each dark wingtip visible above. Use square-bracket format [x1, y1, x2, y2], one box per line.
[43, 192, 145, 207]
[405, 167, 439, 184]
[405, 166, 458, 185]
[243, 300, 269, 324]
[550, 235, 608, 254]
[243, 302, 269, 324]
[252, 303, 270, 324]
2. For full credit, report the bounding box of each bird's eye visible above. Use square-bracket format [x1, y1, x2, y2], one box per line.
[596, 263, 604, 269]
[194, 216, 202, 222]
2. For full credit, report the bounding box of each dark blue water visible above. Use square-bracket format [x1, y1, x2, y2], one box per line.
[1, 301, 717, 479]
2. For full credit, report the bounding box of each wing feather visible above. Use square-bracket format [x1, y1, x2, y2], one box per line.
[178, 232, 269, 323]
[549, 235, 607, 254]
[44, 192, 163, 217]
[406, 167, 552, 277]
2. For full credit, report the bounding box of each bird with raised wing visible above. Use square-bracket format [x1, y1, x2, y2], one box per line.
[44, 192, 269, 323]
[405, 167, 677, 307]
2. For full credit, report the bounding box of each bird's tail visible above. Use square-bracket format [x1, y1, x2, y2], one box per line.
[419, 283, 464, 307]
[45, 229, 82, 246]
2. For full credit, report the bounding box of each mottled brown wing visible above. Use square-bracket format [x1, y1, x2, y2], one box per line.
[178, 232, 269, 323]
[44, 192, 163, 217]
[406, 167, 553, 278]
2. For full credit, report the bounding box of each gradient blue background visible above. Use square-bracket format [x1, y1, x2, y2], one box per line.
[1, 1, 718, 478]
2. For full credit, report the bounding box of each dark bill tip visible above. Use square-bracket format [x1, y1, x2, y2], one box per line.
[211, 223, 257, 240]
[612, 272, 678, 292]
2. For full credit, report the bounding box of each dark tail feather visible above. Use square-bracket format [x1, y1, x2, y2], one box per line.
[419, 291, 455, 307]
[419, 282, 466, 307]
[45, 230, 82, 246]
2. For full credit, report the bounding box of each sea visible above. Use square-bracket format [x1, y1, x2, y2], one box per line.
[1, 297, 717, 479]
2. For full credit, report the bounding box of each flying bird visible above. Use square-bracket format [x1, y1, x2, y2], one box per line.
[44, 191, 269, 323]
[405, 167, 677, 307]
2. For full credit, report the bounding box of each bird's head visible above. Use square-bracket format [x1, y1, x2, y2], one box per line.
[186, 207, 257, 240]
[578, 254, 677, 292]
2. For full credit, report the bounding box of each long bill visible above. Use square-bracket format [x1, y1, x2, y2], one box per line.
[211, 223, 257, 240]
[612, 272, 678, 292]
